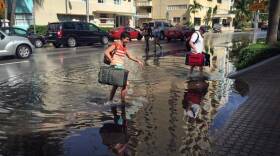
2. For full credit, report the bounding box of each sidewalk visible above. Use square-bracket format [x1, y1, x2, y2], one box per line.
[213, 56, 280, 156]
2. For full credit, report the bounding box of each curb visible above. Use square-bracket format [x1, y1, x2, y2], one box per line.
[228, 54, 280, 79]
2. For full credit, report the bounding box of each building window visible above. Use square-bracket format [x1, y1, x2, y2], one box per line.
[128, 0, 131, 2]
[98, 0, 104, 3]
[173, 17, 180, 23]
[114, 0, 121, 5]
[217, 0, 222, 3]
[194, 18, 201, 26]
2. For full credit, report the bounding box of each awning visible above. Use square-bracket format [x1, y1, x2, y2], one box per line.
[57, 13, 94, 17]
[92, 10, 134, 16]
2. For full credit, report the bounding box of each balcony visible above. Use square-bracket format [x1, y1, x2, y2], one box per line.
[135, 13, 152, 18]
[136, 1, 152, 7]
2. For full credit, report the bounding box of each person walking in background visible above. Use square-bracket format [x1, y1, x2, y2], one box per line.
[143, 23, 152, 52]
[188, 26, 206, 74]
[104, 32, 143, 103]
[152, 24, 162, 56]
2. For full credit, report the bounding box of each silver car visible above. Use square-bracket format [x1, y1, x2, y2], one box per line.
[0, 30, 34, 58]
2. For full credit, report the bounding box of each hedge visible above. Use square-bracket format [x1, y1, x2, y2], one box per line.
[235, 42, 280, 70]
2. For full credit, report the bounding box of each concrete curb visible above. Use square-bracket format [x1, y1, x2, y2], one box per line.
[228, 54, 280, 79]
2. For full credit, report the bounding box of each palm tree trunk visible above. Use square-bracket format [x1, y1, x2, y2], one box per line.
[10, 0, 17, 26]
[266, 0, 280, 45]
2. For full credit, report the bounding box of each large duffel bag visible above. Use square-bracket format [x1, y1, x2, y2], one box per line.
[188, 53, 204, 66]
[98, 66, 129, 87]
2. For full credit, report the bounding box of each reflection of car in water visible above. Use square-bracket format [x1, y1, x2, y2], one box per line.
[99, 105, 129, 156]
[183, 78, 209, 120]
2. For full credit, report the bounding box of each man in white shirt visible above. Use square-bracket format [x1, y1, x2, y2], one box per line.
[188, 26, 206, 74]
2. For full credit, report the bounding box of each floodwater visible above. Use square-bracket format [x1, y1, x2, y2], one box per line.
[0, 32, 264, 156]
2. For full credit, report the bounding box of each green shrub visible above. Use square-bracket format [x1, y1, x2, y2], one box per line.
[235, 43, 280, 70]
[29, 25, 48, 35]
[100, 27, 113, 32]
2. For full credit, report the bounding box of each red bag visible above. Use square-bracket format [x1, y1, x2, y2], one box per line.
[184, 91, 202, 104]
[188, 53, 204, 66]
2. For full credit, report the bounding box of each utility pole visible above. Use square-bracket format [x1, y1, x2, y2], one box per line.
[65, 0, 68, 14]
[86, 0, 89, 22]
[33, 0, 36, 34]
[4, 0, 7, 27]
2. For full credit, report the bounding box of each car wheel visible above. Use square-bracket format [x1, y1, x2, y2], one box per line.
[16, 45, 31, 59]
[167, 38, 171, 42]
[53, 42, 61, 48]
[101, 36, 109, 45]
[34, 39, 43, 48]
[160, 32, 165, 40]
[137, 34, 143, 41]
[67, 37, 77, 47]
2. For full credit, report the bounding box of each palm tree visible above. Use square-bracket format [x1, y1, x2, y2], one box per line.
[10, 0, 17, 26]
[204, 7, 212, 26]
[266, 0, 280, 44]
[188, 0, 202, 24]
[232, 0, 253, 29]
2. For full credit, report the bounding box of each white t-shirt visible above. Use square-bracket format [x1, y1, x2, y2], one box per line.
[190, 31, 204, 53]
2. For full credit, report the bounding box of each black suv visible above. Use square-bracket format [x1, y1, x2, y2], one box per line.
[46, 21, 109, 48]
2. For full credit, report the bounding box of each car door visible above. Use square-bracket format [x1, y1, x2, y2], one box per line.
[88, 23, 101, 43]
[0, 32, 9, 54]
[125, 27, 137, 39]
[75, 22, 89, 43]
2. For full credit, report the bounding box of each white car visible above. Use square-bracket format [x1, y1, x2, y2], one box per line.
[0, 30, 34, 58]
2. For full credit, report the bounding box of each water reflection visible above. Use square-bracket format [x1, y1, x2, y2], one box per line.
[100, 105, 129, 156]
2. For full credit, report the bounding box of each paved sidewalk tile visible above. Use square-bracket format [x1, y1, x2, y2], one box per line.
[213, 57, 280, 156]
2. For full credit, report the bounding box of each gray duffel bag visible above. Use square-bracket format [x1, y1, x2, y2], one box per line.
[98, 66, 129, 87]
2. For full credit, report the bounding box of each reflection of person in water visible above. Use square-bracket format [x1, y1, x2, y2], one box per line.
[180, 78, 211, 155]
[99, 105, 129, 156]
[183, 78, 209, 121]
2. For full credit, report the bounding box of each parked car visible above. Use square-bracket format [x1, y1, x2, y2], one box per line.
[109, 26, 142, 41]
[213, 24, 222, 33]
[148, 21, 172, 40]
[164, 27, 183, 42]
[0, 27, 46, 48]
[46, 21, 109, 48]
[164, 26, 194, 42]
[0, 30, 34, 58]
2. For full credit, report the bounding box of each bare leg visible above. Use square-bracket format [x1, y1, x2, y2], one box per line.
[109, 86, 118, 101]
[121, 84, 128, 103]
[190, 66, 195, 74]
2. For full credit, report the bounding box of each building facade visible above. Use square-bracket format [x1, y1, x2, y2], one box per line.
[134, 0, 152, 27]
[151, 0, 235, 31]
[34, 0, 135, 28]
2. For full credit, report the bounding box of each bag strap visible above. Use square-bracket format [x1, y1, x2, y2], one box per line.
[194, 31, 199, 44]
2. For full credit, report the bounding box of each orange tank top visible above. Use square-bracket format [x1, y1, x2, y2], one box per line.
[111, 42, 127, 66]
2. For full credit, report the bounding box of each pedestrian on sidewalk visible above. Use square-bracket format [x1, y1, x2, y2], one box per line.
[188, 26, 206, 74]
[104, 32, 143, 103]
[152, 24, 162, 56]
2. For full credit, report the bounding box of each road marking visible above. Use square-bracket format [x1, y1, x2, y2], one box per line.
[0, 60, 29, 66]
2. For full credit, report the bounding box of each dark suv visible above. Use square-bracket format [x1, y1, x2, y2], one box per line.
[46, 21, 109, 48]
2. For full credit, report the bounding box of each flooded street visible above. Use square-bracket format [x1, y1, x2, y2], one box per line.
[0, 32, 265, 156]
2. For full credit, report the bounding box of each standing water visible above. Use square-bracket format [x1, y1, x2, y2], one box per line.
[0, 32, 264, 156]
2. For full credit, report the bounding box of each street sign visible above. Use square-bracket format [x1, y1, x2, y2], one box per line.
[0, 0, 5, 10]
[249, 1, 267, 11]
